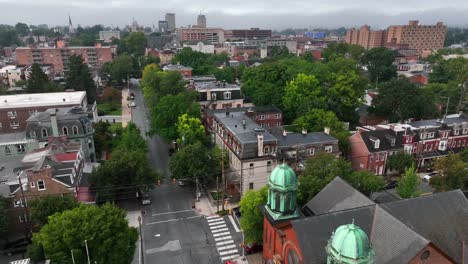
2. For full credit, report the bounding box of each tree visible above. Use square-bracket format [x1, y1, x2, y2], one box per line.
[118, 32, 147, 57]
[169, 142, 219, 183]
[65, 55, 96, 103]
[26, 63, 51, 93]
[28, 195, 79, 227]
[93, 121, 112, 158]
[0, 197, 8, 238]
[15, 22, 29, 36]
[297, 153, 353, 205]
[172, 48, 229, 75]
[283, 74, 325, 119]
[387, 152, 416, 175]
[239, 186, 268, 243]
[103, 53, 135, 85]
[397, 165, 421, 198]
[0, 25, 20, 46]
[347, 170, 386, 196]
[149, 92, 199, 140]
[363, 47, 397, 83]
[32, 204, 138, 264]
[176, 114, 206, 146]
[141, 64, 186, 106]
[431, 153, 467, 192]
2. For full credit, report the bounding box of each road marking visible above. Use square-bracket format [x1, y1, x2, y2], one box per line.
[220, 254, 240, 261]
[209, 222, 226, 228]
[186, 215, 203, 220]
[219, 249, 239, 256]
[217, 244, 236, 251]
[206, 215, 219, 219]
[216, 240, 234, 247]
[145, 240, 181, 255]
[208, 219, 224, 225]
[213, 231, 230, 237]
[151, 209, 192, 216]
[207, 218, 223, 223]
[214, 235, 232, 242]
[228, 215, 240, 233]
[154, 234, 161, 237]
[210, 224, 227, 230]
[211, 228, 229, 233]
[145, 218, 179, 225]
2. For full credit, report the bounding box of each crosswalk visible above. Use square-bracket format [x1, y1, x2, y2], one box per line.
[206, 215, 240, 262]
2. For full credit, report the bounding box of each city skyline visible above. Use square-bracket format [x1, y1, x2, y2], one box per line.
[0, 0, 467, 29]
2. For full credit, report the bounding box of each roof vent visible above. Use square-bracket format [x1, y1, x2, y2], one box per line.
[242, 119, 246, 129]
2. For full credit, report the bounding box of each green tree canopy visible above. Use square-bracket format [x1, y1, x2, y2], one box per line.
[176, 114, 206, 146]
[239, 186, 268, 243]
[32, 204, 138, 264]
[347, 170, 386, 196]
[172, 48, 229, 75]
[283, 73, 325, 118]
[431, 153, 467, 191]
[387, 152, 416, 175]
[169, 142, 219, 183]
[397, 165, 421, 198]
[0, 197, 8, 238]
[28, 195, 79, 227]
[15, 22, 29, 36]
[103, 53, 135, 85]
[65, 55, 96, 103]
[26, 63, 52, 93]
[118, 32, 147, 57]
[141, 64, 186, 106]
[363, 47, 397, 83]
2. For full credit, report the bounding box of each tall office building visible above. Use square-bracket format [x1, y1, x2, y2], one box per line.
[165, 13, 176, 31]
[345, 25, 386, 49]
[197, 14, 207, 28]
[158, 20, 169, 33]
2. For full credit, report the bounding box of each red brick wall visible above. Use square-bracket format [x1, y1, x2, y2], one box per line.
[349, 130, 370, 171]
[263, 217, 304, 264]
[16, 49, 33, 66]
[408, 243, 455, 264]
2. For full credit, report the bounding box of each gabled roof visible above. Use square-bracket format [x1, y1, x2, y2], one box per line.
[381, 190, 468, 263]
[303, 177, 375, 216]
[360, 129, 403, 153]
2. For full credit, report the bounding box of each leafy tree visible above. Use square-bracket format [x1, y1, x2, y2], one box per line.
[118, 32, 147, 57]
[32, 204, 138, 264]
[93, 121, 112, 158]
[363, 47, 397, 83]
[169, 142, 219, 183]
[103, 53, 135, 85]
[26, 63, 51, 93]
[29, 195, 79, 227]
[15, 22, 29, 36]
[141, 64, 186, 106]
[297, 153, 353, 205]
[283, 74, 325, 119]
[239, 186, 268, 243]
[0, 197, 8, 238]
[176, 114, 206, 146]
[347, 170, 385, 196]
[431, 153, 467, 192]
[65, 55, 96, 103]
[149, 92, 199, 140]
[322, 43, 365, 62]
[460, 148, 468, 163]
[0, 25, 21, 46]
[387, 152, 416, 175]
[172, 48, 229, 75]
[424, 82, 462, 114]
[267, 46, 291, 60]
[397, 165, 421, 198]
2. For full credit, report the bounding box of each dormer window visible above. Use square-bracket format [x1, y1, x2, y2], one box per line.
[454, 129, 460, 135]
[224, 91, 231, 100]
[420, 133, 427, 140]
[463, 128, 468, 134]
[62, 127, 69, 136]
[369, 136, 380, 149]
[428, 132, 435, 138]
[211, 93, 216, 101]
[72, 126, 79, 135]
[30, 130, 36, 138]
[41, 128, 48, 137]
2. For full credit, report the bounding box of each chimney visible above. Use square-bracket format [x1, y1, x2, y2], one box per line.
[242, 119, 246, 129]
[222, 80, 226, 88]
[257, 134, 264, 157]
[302, 128, 307, 135]
[324, 127, 330, 135]
[50, 111, 59, 137]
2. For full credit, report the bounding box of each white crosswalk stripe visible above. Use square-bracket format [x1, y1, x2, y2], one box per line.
[205, 216, 240, 263]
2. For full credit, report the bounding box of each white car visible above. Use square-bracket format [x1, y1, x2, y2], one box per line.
[130, 101, 136, 107]
[422, 172, 438, 182]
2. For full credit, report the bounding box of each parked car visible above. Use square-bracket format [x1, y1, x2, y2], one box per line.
[232, 207, 241, 218]
[384, 180, 398, 190]
[130, 101, 136, 107]
[178, 179, 193, 186]
[243, 243, 263, 254]
[422, 172, 438, 182]
[1, 238, 30, 256]
[141, 192, 151, 205]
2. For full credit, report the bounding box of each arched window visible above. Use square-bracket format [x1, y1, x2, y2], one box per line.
[62, 127, 69, 136]
[211, 93, 216, 101]
[287, 249, 300, 264]
[264, 146, 269, 155]
[41, 128, 48, 138]
[72, 126, 79, 135]
[30, 130, 36, 138]
[275, 192, 281, 212]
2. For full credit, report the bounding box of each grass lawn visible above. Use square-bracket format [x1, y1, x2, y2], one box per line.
[97, 102, 122, 116]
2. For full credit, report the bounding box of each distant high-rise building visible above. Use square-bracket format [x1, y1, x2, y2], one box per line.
[158, 20, 169, 33]
[231, 28, 272, 39]
[165, 13, 176, 31]
[197, 14, 207, 28]
[345, 25, 386, 49]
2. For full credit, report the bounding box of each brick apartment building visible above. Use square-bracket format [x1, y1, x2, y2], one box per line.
[16, 42, 114, 72]
[0, 91, 87, 133]
[345, 21, 447, 54]
[175, 27, 225, 44]
[230, 28, 272, 39]
[349, 113, 468, 175]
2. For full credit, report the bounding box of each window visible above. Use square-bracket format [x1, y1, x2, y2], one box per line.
[30, 181, 35, 188]
[4, 146, 11, 155]
[404, 145, 412, 154]
[260, 123, 265, 128]
[420, 133, 426, 140]
[38, 180, 46, 191]
[41, 128, 48, 137]
[10, 121, 19, 127]
[14, 200, 24, 208]
[223, 91, 231, 100]
[258, 115, 265, 120]
[62, 127, 69, 136]
[7, 111, 17, 117]
[267, 161, 272, 172]
[249, 182, 254, 190]
[211, 93, 216, 101]
[439, 140, 447, 151]
[29, 130, 36, 138]
[428, 132, 435, 138]
[308, 148, 315, 155]
[0, 122, 2, 128]
[274, 113, 281, 119]
[249, 163, 254, 175]
[264, 146, 269, 154]
[325, 145, 333, 153]
[275, 122, 281, 126]
[454, 129, 459, 135]
[16, 144, 25, 154]
[463, 128, 468, 134]
[72, 126, 79, 135]
[88, 139, 93, 149]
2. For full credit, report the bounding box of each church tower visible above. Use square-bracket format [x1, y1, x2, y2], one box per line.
[264, 163, 300, 221]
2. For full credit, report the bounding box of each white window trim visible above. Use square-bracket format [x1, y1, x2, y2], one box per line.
[30, 181, 35, 188]
[38, 180, 46, 191]
[224, 91, 232, 100]
[325, 145, 333, 153]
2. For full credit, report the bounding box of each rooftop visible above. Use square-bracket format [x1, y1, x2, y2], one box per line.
[27, 107, 88, 122]
[0, 132, 30, 146]
[0, 91, 86, 110]
[409, 114, 468, 128]
[193, 81, 241, 91]
[163, 64, 193, 71]
[274, 131, 338, 148]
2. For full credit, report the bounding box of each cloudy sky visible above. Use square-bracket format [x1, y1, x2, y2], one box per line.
[1, 0, 467, 29]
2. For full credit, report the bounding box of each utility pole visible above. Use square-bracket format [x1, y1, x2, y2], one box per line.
[221, 147, 225, 211]
[85, 239, 91, 264]
[18, 176, 30, 239]
[216, 175, 220, 212]
[445, 96, 450, 118]
[71, 250, 76, 264]
[456, 80, 467, 113]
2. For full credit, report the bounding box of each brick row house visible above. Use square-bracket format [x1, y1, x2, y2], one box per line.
[350, 113, 468, 175]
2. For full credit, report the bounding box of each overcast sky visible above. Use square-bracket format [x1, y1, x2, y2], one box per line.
[1, 0, 467, 29]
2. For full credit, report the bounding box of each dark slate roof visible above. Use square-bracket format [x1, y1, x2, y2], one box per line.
[54, 175, 73, 187]
[303, 177, 375, 216]
[292, 205, 375, 264]
[381, 190, 468, 263]
[198, 90, 243, 102]
[205, 106, 282, 116]
[360, 129, 403, 153]
[409, 114, 468, 128]
[275, 132, 338, 148]
[145, 35, 178, 50]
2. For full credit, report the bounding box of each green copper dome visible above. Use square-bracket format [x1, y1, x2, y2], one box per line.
[326, 223, 374, 264]
[268, 163, 298, 191]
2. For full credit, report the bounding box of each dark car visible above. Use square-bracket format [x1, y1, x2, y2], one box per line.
[384, 180, 398, 190]
[1, 238, 30, 256]
[243, 243, 263, 254]
[232, 207, 241, 218]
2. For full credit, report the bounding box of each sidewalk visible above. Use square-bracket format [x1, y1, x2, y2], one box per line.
[122, 89, 132, 127]
[194, 193, 240, 216]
